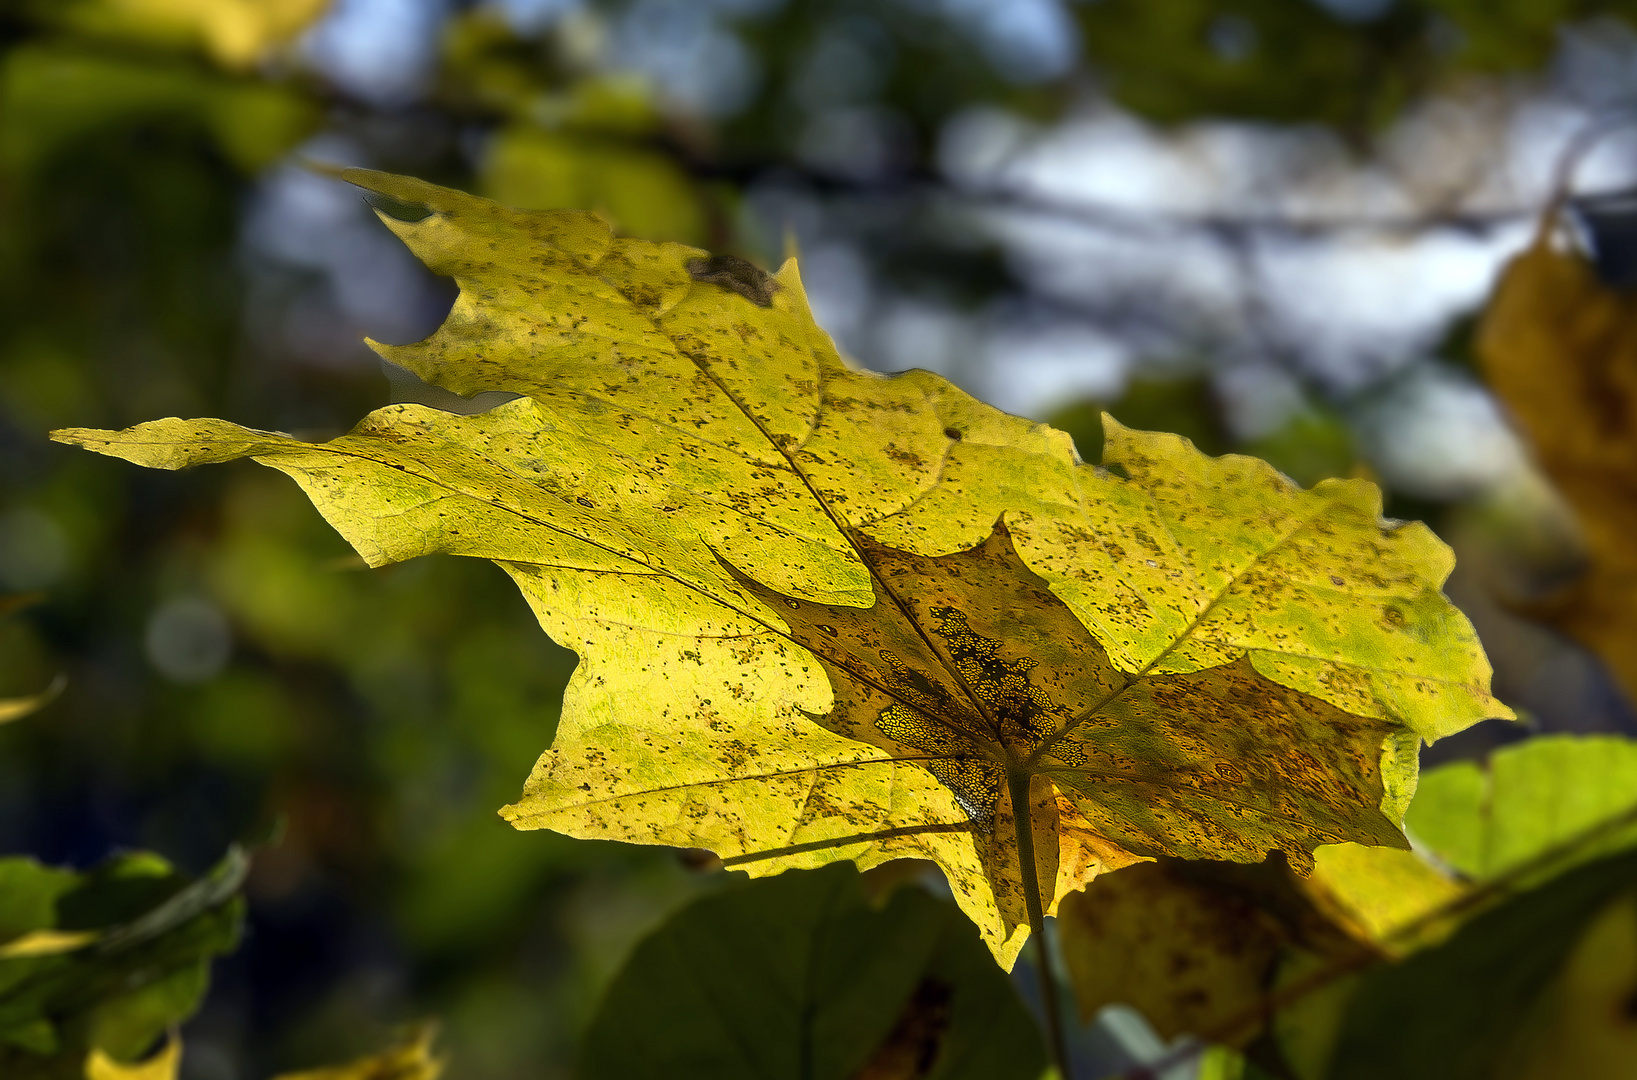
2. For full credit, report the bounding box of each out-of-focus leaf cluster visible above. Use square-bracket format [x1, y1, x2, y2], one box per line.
[0, 847, 245, 1079]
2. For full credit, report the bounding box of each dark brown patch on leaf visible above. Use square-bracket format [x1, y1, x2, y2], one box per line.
[687, 254, 778, 307]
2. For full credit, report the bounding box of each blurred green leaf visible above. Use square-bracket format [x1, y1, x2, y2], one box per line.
[272, 1023, 444, 1080]
[1239, 408, 1355, 490]
[0, 45, 315, 176]
[1076, 1, 1637, 129]
[580, 864, 1046, 1080]
[1421, 0, 1636, 72]
[0, 861, 79, 951]
[1406, 734, 1637, 881]
[1045, 378, 1228, 466]
[482, 125, 708, 245]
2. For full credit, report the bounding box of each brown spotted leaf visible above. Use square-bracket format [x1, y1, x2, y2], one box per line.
[52, 170, 1508, 964]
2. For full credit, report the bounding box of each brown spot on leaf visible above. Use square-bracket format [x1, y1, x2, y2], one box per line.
[849, 977, 953, 1080]
[687, 254, 778, 307]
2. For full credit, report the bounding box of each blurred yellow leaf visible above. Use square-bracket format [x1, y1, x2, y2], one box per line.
[0, 927, 97, 958]
[1478, 232, 1637, 703]
[1303, 842, 1462, 951]
[0, 672, 65, 725]
[64, 0, 331, 68]
[273, 1024, 442, 1080]
[85, 1037, 181, 1080]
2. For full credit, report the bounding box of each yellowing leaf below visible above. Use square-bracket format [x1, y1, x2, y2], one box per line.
[54, 170, 1509, 963]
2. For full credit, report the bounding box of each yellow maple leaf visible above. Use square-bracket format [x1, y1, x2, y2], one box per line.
[53, 170, 1509, 964]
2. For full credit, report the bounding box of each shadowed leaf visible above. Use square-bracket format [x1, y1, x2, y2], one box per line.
[1276, 734, 1637, 1079]
[579, 863, 1044, 1080]
[1326, 847, 1637, 1080]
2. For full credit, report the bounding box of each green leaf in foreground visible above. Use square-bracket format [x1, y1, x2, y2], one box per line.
[0, 847, 245, 1078]
[581, 863, 1045, 1080]
[52, 169, 1508, 962]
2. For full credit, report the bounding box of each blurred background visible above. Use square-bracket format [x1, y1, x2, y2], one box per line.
[3, 0, 1637, 1076]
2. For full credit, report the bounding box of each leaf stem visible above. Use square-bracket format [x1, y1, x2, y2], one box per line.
[1008, 769, 1073, 1080]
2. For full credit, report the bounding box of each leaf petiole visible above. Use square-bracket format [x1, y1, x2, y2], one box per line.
[1009, 768, 1073, 1080]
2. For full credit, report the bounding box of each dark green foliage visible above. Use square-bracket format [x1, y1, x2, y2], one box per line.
[1077, 0, 1428, 131]
[1076, 0, 1637, 131]
[0, 848, 245, 1077]
[1327, 847, 1637, 1080]
[581, 865, 1046, 1080]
